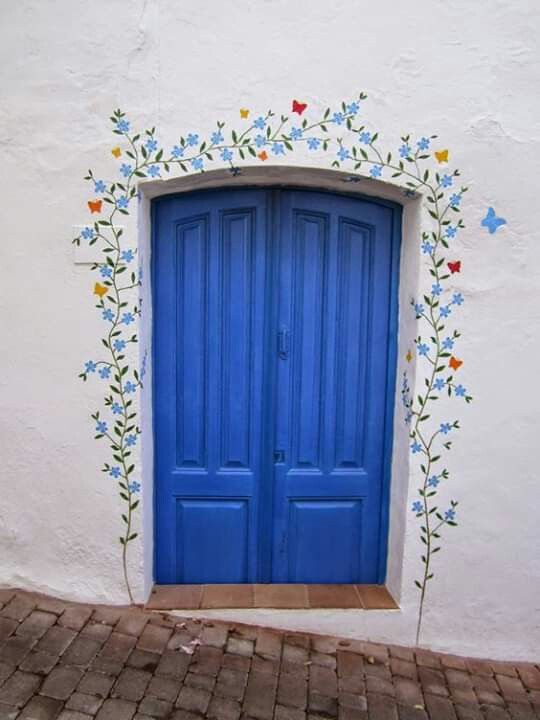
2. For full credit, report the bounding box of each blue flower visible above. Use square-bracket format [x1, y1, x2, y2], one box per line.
[211, 130, 224, 144]
[99, 266, 112, 279]
[452, 292, 464, 306]
[441, 174, 453, 188]
[337, 147, 350, 161]
[113, 339, 126, 352]
[440, 422, 452, 434]
[120, 163, 133, 177]
[414, 303, 424, 315]
[121, 312, 135, 325]
[370, 165, 383, 178]
[411, 441, 422, 454]
[117, 119, 130, 133]
[434, 378, 446, 391]
[129, 481, 141, 493]
[102, 309, 114, 322]
[440, 306, 452, 318]
[124, 381, 136, 394]
[417, 137, 430, 150]
[121, 249, 134, 263]
[272, 142, 285, 155]
[421, 241, 434, 255]
[455, 384, 466, 397]
[254, 116, 266, 129]
[220, 149, 233, 162]
[445, 226, 458, 238]
[255, 134, 266, 148]
[417, 343, 430, 356]
[85, 360, 97, 373]
[290, 127, 303, 140]
[431, 283, 442, 296]
[125, 434, 137, 447]
[94, 180, 106, 194]
[96, 421, 108, 434]
[405, 411, 413, 425]
[187, 133, 199, 146]
[171, 145, 184, 158]
[449, 193, 461, 207]
[99, 366, 111, 379]
[109, 466, 121, 478]
[332, 112, 345, 125]
[442, 337, 454, 350]
[412, 500, 423, 513]
[111, 402, 123, 415]
[148, 165, 160, 178]
[445, 508, 456, 521]
[428, 475, 440, 487]
[399, 144, 411, 158]
[145, 138, 158, 153]
[81, 227, 94, 241]
[346, 101, 360, 115]
[117, 195, 129, 209]
[359, 131, 372, 144]
[191, 158, 203, 170]
[307, 137, 321, 150]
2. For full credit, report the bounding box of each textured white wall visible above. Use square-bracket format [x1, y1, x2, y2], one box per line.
[0, 0, 539, 661]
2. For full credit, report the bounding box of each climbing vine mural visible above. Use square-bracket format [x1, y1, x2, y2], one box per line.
[73, 92, 473, 640]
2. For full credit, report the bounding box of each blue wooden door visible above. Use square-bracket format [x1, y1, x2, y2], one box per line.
[153, 188, 399, 584]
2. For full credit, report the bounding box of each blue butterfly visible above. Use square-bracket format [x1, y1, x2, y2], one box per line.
[481, 207, 506, 234]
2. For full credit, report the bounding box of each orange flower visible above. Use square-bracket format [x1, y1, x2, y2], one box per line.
[94, 282, 108, 298]
[88, 199, 102, 214]
[111, 146, 122, 158]
[258, 151, 268, 161]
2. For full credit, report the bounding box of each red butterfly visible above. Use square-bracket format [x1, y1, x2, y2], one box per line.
[88, 199, 102, 214]
[292, 99, 307, 115]
[448, 260, 461, 274]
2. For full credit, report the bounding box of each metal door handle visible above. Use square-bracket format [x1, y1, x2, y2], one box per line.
[277, 327, 289, 359]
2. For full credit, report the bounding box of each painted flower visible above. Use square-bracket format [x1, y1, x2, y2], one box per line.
[85, 360, 97, 373]
[99, 366, 111, 379]
[129, 481, 141, 493]
[405, 411, 413, 425]
[109, 466, 121, 478]
[290, 127, 303, 140]
[414, 303, 424, 315]
[454, 384, 467, 397]
[440, 422, 452, 434]
[191, 158, 204, 170]
[111, 402, 122, 415]
[124, 381, 136, 394]
[210, 130, 224, 144]
[272, 142, 285, 155]
[186, 133, 199, 146]
[452, 292, 464, 306]
[96, 421, 108, 434]
[428, 475, 440, 487]
[346, 101, 360, 115]
[125, 434, 137, 447]
[113, 339, 127, 352]
[421, 241, 434, 255]
[171, 145, 184, 158]
[102, 309, 114, 322]
[253, 116, 266, 129]
[431, 283, 442, 296]
[255, 135, 266, 148]
[440, 306, 452, 318]
[117, 195, 129, 209]
[359, 131, 371, 144]
[121, 249, 134, 263]
[148, 165, 160, 178]
[120, 163, 133, 177]
[332, 112, 345, 125]
[99, 267, 112, 280]
[117, 119, 130, 133]
[220, 148, 233, 162]
[417, 343, 430, 356]
[145, 138, 158, 153]
[337, 147, 350, 161]
[445, 508, 456, 521]
[411, 441, 422, 454]
[417, 137, 430, 150]
[370, 165, 383, 178]
[442, 337, 454, 350]
[434, 378, 446, 391]
[412, 501, 423, 513]
[441, 174, 453, 188]
[445, 226, 458, 238]
[81, 227, 94, 241]
[449, 193, 461, 207]
[94, 180, 106, 194]
[399, 144, 411, 158]
[121, 312, 135, 325]
[307, 137, 321, 150]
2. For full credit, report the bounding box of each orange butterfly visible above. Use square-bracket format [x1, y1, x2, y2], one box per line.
[111, 146, 122, 158]
[239, 108, 249, 119]
[449, 356, 463, 371]
[94, 282, 108, 298]
[258, 151, 268, 161]
[435, 149, 449, 164]
[88, 199, 102, 214]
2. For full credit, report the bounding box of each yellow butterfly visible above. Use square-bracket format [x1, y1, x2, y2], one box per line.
[239, 108, 249, 119]
[435, 149, 449, 164]
[406, 349, 413, 363]
[94, 282, 108, 298]
[111, 146, 122, 158]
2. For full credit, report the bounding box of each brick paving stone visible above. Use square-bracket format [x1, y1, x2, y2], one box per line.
[190, 646, 223, 677]
[0, 592, 16, 607]
[339, 693, 367, 711]
[76, 672, 115, 699]
[454, 704, 484, 720]
[477, 689, 505, 706]
[154, 650, 190, 680]
[65, 692, 103, 715]
[0, 620, 18, 644]
[337, 652, 364, 678]
[389, 646, 415, 663]
[115, 612, 148, 639]
[126, 650, 160, 673]
[446, 669, 474, 690]
[466, 659, 494, 677]
[170, 711, 201, 720]
[216, 668, 248, 701]
[516, 665, 540, 691]
[223, 653, 251, 673]
[496, 675, 529, 702]
[361, 644, 389, 665]
[366, 676, 395, 697]
[146, 675, 180, 702]
[418, 667, 449, 697]
[252, 655, 279, 676]
[36, 628, 77, 658]
[451, 687, 478, 705]
[282, 660, 309, 679]
[340, 707, 368, 720]
[207, 695, 241, 720]
[176, 685, 211, 714]
[397, 707, 428, 720]
[40, 666, 83, 700]
[0, 672, 41, 708]
[18, 695, 63, 719]
[2, 597, 36, 623]
[91, 608, 123, 627]
[95, 698, 137, 720]
[283, 645, 309, 665]
[16, 613, 56, 641]
[441, 655, 469, 672]
[507, 703, 537, 720]
[415, 651, 441, 670]
[367, 692, 398, 719]
[0, 704, 20, 720]
[35, 598, 66, 616]
[482, 707, 511, 720]
[309, 692, 338, 717]
[166, 631, 193, 652]
[394, 677, 423, 707]
[471, 674, 499, 692]
[136, 625, 172, 655]
[491, 663, 518, 678]
[365, 664, 392, 682]
[275, 704, 306, 720]
[138, 696, 173, 718]
[424, 694, 458, 720]
[0, 662, 14, 687]
[19, 652, 58, 676]
[278, 672, 307, 708]
[0, 637, 37, 667]
[79, 623, 112, 644]
[200, 623, 229, 649]
[256, 630, 282, 660]
[339, 675, 365, 695]
[57, 609, 92, 633]
[310, 652, 336, 670]
[185, 671, 215, 692]
[91, 633, 136, 675]
[227, 637, 254, 658]
[243, 670, 278, 720]
[310, 665, 338, 698]
[112, 668, 151, 702]
[311, 636, 340, 655]
[57, 712, 93, 720]
[390, 659, 417, 681]
[59, 638, 101, 667]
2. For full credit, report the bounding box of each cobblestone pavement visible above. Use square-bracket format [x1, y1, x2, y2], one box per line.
[0, 590, 538, 720]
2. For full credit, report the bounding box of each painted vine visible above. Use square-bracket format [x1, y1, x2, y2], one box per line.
[74, 92, 471, 640]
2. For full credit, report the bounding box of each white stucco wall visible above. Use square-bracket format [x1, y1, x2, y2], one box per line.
[1, 0, 539, 661]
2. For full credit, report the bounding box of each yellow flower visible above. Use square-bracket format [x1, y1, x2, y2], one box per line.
[239, 108, 249, 119]
[406, 349, 413, 363]
[111, 146, 122, 158]
[94, 282, 108, 298]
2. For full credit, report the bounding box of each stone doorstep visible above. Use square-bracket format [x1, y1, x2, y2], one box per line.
[146, 584, 399, 611]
